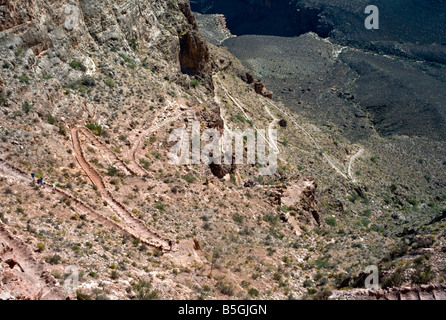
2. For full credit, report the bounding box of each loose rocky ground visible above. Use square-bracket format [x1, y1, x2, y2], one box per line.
[0, 0, 444, 300]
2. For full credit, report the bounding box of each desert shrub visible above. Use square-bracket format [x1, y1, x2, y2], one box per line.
[69, 60, 86, 71]
[313, 289, 332, 300]
[81, 77, 96, 86]
[46, 254, 61, 265]
[381, 267, 405, 288]
[47, 113, 56, 125]
[230, 113, 247, 123]
[411, 265, 435, 284]
[129, 38, 138, 51]
[22, 101, 32, 114]
[348, 194, 360, 202]
[411, 237, 434, 249]
[248, 288, 259, 297]
[303, 279, 313, 288]
[263, 212, 278, 226]
[140, 159, 150, 170]
[216, 281, 234, 296]
[107, 166, 118, 177]
[18, 74, 30, 83]
[110, 270, 119, 280]
[105, 77, 115, 87]
[233, 213, 244, 224]
[119, 54, 136, 69]
[314, 257, 331, 269]
[325, 217, 337, 227]
[181, 174, 196, 183]
[190, 79, 200, 88]
[155, 203, 165, 211]
[131, 279, 158, 300]
[390, 183, 398, 192]
[76, 290, 91, 300]
[37, 242, 45, 252]
[85, 123, 103, 136]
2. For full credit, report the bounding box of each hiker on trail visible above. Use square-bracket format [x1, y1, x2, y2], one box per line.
[31, 173, 36, 181]
[52, 184, 56, 193]
[168, 240, 173, 251]
[37, 178, 42, 185]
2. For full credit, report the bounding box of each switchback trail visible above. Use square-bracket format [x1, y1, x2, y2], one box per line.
[261, 96, 365, 181]
[71, 128, 170, 249]
[127, 101, 185, 176]
[0, 157, 162, 249]
[348, 145, 364, 183]
[78, 127, 138, 176]
[214, 75, 279, 155]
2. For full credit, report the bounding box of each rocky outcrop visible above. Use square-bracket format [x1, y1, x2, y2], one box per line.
[267, 177, 320, 235]
[239, 72, 272, 99]
[281, 177, 320, 226]
[179, 29, 210, 76]
[178, 0, 198, 30]
[254, 81, 273, 99]
[0, 0, 210, 83]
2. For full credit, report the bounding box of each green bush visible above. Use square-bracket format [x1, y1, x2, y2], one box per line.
[411, 265, 435, 284]
[85, 123, 103, 136]
[313, 289, 332, 300]
[22, 101, 32, 114]
[248, 288, 259, 297]
[216, 281, 234, 296]
[325, 217, 337, 227]
[139, 159, 151, 170]
[348, 194, 360, 203]
[37, 242, 45, 252]
[46, 254, 62, 265]
[46, 113, 56, 125]
[107, 166, 118, 177]
[129, 38, 139, 51]
[381, 267, 405, 288]
[181, 174, 196, 183]
[314, 257, 331, 269]
[263, 212, 278, 226]
[105, 77, 115, 87]
[155, 203, 165, 211]
[190, 79, 200, 88]
[19, 74, 30, 83]
[119, 54, 137, 69]
[233, 213, 244, 224]
[70, 60, 86, 71]
[110, 270, 119, 280]
[81, 77, 96, 87]
[76, 290, 91, 300]
[132, 279, 158, 300]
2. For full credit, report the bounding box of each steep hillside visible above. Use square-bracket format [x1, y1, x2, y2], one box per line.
[0, 0, 445, 300]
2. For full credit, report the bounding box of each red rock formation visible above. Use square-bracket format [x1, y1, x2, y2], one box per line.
[179, 30, 210, 76]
